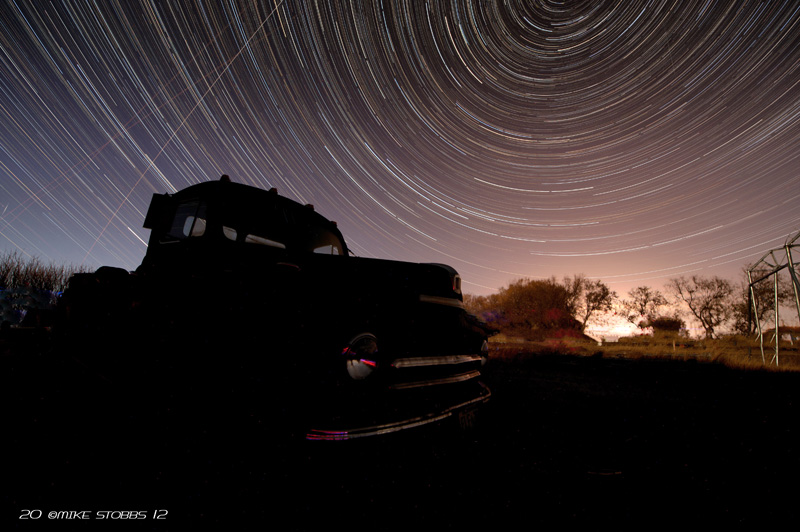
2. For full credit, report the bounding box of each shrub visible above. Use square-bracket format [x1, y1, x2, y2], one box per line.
[491, 278, 580, 341]
[0, 251, 90, 326]
[643, 316, 686, 335]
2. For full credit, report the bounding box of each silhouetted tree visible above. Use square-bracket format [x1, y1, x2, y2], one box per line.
[667, 275, 734, 339]
[622, 285, 668, 327]
[562, 275, 617, 332]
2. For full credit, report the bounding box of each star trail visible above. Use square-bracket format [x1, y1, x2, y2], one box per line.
[2, 1, 800, 296]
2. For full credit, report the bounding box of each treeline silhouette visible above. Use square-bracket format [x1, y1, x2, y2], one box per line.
[465, 270, 796, 341]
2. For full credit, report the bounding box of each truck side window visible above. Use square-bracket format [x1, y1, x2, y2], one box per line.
[222, 225, 287, 249]
[244, 234, 287, 248]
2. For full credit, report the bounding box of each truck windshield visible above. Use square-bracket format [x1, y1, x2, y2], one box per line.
[217, 197, 344, 255]
[304, 227, 344, 255]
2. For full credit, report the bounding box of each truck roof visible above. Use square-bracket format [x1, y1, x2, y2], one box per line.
[143, 177, 349, 257]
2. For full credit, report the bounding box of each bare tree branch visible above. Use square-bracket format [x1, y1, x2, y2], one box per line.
[667, 275, 734, 339]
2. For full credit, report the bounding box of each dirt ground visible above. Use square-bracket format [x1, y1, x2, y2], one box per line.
[3, 336, 799, 528]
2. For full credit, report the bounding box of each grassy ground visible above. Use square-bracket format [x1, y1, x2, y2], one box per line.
[4, 328, 799, 528]
[487, 332, 800, 371]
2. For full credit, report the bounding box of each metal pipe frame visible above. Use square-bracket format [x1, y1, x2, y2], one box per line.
[746, 230, 800, 366]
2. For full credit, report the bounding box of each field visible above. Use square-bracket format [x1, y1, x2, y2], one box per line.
[490, 331, 800, 370]
[3, 332, 800, 528]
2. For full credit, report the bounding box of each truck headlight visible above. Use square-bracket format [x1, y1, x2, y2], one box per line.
[342, 333, 379, 380]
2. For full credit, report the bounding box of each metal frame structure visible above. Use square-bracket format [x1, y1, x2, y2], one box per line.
[746, 230, 800, 366]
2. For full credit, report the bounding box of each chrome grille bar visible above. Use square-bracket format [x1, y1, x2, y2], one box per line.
[392, 354, 483, 368]
[389, 370, 482, 390]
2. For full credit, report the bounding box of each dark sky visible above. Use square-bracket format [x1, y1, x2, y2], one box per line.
[2, 1, 799, 296]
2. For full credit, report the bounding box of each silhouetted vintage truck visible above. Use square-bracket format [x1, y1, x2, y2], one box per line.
[61, 176, 493, 440]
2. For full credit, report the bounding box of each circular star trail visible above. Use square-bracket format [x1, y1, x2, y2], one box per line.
[1, 1, 799, 295]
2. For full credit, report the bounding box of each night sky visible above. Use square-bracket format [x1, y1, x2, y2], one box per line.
[2, 1, 800, 297]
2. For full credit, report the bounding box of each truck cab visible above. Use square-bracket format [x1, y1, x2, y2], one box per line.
[63, 177, 492, 440]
